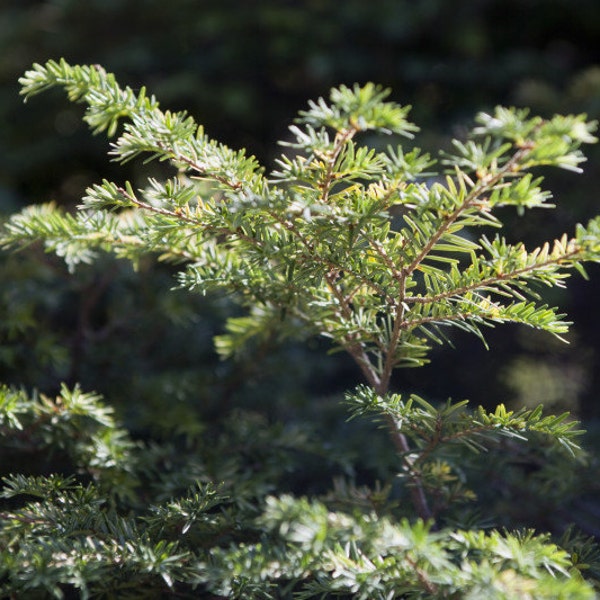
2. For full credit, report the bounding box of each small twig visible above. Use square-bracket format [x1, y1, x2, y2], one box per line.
[117, 187, 200, 225]
[403, 147, 532, 279]
[320, 127, 358, 204]
[405, 247, 582, 305]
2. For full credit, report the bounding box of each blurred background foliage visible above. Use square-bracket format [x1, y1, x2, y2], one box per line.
[1, 0, 600, 535]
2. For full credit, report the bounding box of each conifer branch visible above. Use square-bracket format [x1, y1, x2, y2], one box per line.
[403, 147, 531, 279]
[2, 61, 600, 597]
[406, 242, 584, 306]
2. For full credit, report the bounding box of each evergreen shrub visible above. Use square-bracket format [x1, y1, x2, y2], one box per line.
[1, 59, 600, 598]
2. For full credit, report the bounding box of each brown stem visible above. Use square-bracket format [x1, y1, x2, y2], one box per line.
[313, 117, 436, 519]
[326, 268, 433, 520]
[383, 413, 434, 522]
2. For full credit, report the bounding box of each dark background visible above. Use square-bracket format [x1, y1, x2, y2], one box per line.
[1, 0, 599, 433]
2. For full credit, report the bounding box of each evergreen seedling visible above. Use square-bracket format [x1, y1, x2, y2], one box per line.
[1, 59, 600, 597]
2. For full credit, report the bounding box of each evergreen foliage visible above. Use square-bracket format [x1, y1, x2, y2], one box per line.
[1, 58, 600, 597]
